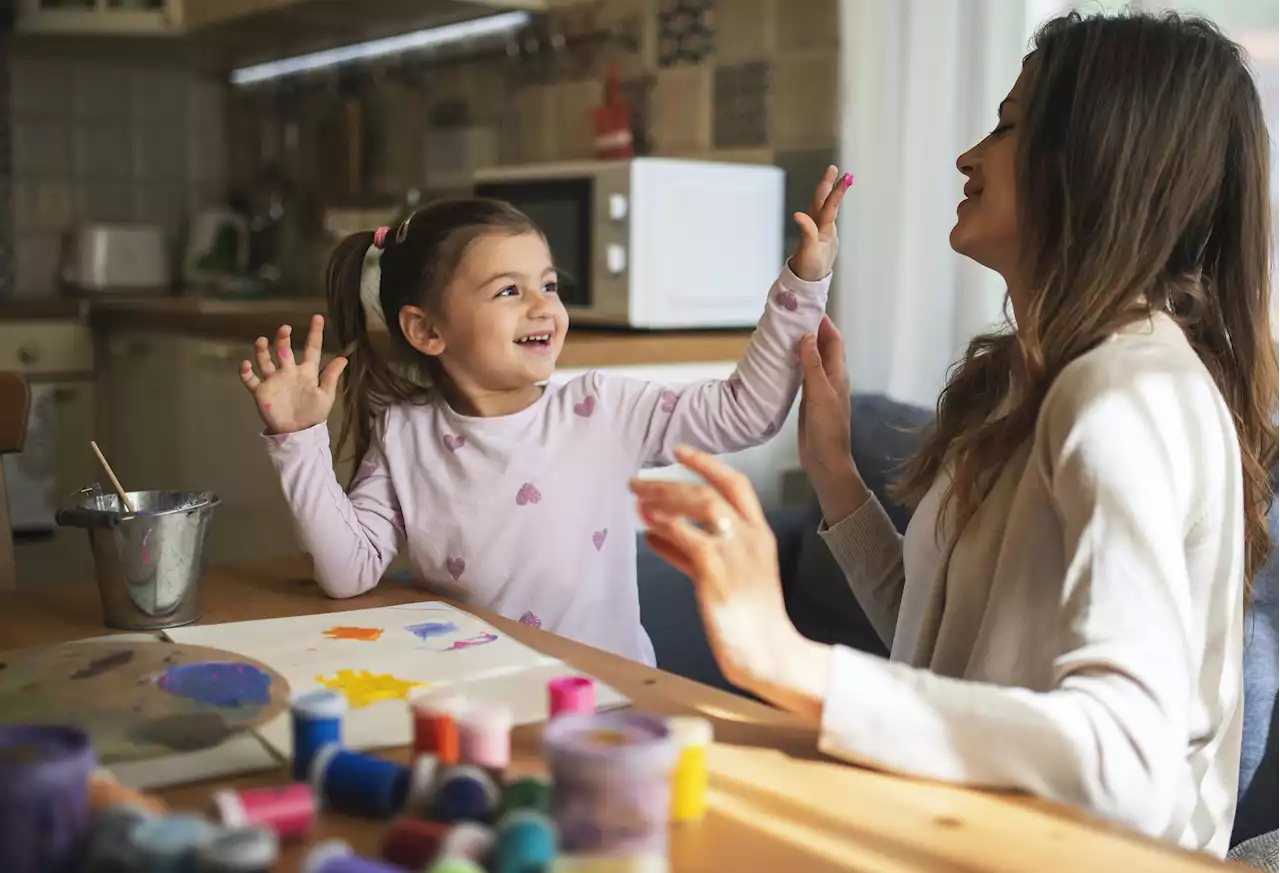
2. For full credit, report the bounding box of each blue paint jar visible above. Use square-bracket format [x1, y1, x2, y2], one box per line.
[432, 765, 499, 824]
[493, 809, 558, 873]
[310, 745, 410, 819]
[302, 839, 407, 873]
[291, 690, 347, 782]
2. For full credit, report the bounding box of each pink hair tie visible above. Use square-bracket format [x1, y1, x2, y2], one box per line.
[373, 226, 391, 248]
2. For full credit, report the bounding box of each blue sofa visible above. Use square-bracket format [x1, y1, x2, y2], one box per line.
[635, 394, 1278, 851]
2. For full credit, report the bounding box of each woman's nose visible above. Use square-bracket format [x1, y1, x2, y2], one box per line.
[956, 145, 978, 176]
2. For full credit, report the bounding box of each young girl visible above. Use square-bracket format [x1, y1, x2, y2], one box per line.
[239, 170, 850, 665]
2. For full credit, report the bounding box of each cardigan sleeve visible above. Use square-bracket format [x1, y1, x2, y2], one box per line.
[816, 363, 1210, 840]
[817, 495, 907, 648]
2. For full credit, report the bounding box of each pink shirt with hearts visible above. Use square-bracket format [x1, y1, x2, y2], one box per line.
[264, 264, 829, 664]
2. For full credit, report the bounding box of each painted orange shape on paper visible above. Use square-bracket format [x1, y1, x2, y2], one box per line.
[322, 626, 384, 642]
[315, 669, 425, 708]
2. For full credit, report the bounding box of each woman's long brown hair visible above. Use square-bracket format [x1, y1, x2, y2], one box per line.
[325, 198, 539, 483]
[894, 11, 1278, 594]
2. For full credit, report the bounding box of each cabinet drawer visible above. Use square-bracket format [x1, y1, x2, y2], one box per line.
[0, 322, 94, 375]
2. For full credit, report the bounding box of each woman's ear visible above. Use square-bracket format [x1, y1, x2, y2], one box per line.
[399, 305, 446, 357]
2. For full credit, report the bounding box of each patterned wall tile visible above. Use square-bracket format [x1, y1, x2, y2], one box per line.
[770, 52, 838, 150]
[776, 0, 839, 53]
[599, 0, 655, 79]
[775, 146, 836, 249]
[714, 0, 772, 62]
[657, 0, 714, 68]
[713, 61, 768, 149]
[649, 64, 711, 152]
[620, 74, 655, 156]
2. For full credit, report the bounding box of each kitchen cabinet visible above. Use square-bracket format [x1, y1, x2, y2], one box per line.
[97, 331, 183, 492]
[16, 0, 184, 35]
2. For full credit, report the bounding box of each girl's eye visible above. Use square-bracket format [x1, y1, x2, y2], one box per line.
[543, 282, 558, 295]
[496, 286, 518, 298]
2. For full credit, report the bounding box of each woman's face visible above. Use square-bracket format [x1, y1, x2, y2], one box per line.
[950, 69, 1026, 286]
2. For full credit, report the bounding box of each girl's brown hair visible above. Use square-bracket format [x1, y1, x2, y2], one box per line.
[325, 198, 540, 483]
[895, 11, 1278, 591]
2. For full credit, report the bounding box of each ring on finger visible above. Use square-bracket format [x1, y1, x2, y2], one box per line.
[699, 515, 735, 539]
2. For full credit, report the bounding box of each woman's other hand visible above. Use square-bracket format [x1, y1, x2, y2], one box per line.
[630, 446, 830, 720]
[797, 316, 871, 526]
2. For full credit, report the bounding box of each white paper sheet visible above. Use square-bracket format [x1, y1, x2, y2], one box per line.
[164, 602, 629, 760]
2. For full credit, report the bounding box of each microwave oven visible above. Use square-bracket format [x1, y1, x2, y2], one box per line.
[473, 158, 784, 329]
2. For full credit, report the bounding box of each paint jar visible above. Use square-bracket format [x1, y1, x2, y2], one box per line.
[310, 744, 410, 819]
[410, 690, 464, 765]
[666, 716, 712, 823]
[379, 817, 449, 869]
[211, 783, 316, 841]
[550, 853, 670, 872]
[436, 822, 495, 866]
[542, 713, 676, 857]
[0, 724, 97, 873]
[457, 701, 512, 774]
[196, 825, 280, 873]
[493, 809, 558, 873]
[547, 676, 596, 717]
[129, 814, 217, 873]
[501, 775, 552, 816]
[302, 840, 405, 873]
[406, 754, 441, 817]
[85, 802, 152, 872]
[291, 690, 347, 782]
[432, 764, 499, 824]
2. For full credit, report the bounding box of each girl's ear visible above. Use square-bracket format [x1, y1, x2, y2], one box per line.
[399, 305, 446, 357]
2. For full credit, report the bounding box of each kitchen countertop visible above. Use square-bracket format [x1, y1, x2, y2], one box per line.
[0, 296, 755, 369]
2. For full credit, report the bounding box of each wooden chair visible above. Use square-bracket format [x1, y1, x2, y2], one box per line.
[0, 373, 31, 590]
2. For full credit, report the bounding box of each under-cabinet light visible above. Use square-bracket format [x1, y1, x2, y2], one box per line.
[229, 11, 532, 86]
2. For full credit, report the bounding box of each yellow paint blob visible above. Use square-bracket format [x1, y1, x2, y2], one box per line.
[315, 669, 425, 708]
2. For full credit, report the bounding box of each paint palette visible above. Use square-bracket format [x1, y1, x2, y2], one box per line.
[0, 642, 289, 765]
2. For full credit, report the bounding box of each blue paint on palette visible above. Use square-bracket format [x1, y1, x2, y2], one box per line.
[405, 621, 458, 641]
[156, 662, 272, 708]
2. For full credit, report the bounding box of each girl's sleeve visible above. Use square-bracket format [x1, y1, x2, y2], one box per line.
[815, 365, 1212, 840]
[600, 263, 830, 468]
[264, 422, 401, 598]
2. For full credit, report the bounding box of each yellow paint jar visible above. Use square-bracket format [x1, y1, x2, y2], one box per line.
[666, 716, 712, 823]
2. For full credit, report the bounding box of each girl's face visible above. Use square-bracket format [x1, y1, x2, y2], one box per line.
[951, 69, 1025, 291]
[410, 230, 569, 407]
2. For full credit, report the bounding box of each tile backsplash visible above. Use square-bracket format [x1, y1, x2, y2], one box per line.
[5, 45, 226, 298]
[228, 0, 839, 213]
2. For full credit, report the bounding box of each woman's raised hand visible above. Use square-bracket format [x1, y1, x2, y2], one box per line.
[239, 314, 347, 436]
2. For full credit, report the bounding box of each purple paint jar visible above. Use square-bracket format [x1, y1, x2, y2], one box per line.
[0, 724, 97, 873]
[542, 712, 676, 856]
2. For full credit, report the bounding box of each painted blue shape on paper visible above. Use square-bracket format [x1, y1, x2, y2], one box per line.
[405, 621, 459, 641]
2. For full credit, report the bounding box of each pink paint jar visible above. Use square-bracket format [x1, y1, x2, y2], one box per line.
[548, 676, 596, 718]
[457, 702, 512, 773]
[211, 783, 316, 842]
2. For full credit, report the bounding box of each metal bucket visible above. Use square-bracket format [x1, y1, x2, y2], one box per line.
[56, 488, 220, 631]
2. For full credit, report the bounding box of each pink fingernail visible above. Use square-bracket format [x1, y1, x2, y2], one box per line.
[280, 348, 291, 357]
[841, 173, 853, 187]
[264, 403, 272, 411]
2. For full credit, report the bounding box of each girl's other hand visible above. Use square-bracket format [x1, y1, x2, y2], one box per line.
[239, 314, 347, 436]
[789, 166, 851, 282]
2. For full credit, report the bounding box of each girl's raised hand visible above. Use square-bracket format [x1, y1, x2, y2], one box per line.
[239, 314, 347, 436]
[789, 166, 851, 282]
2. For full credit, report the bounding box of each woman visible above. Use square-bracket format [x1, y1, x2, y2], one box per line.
[630, 10, 1277, 857]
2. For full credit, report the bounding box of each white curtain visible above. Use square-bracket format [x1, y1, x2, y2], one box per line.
[832, 0, 1028, 409]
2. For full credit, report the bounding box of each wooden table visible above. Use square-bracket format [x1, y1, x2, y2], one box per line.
[0, 557, 1240, 872]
